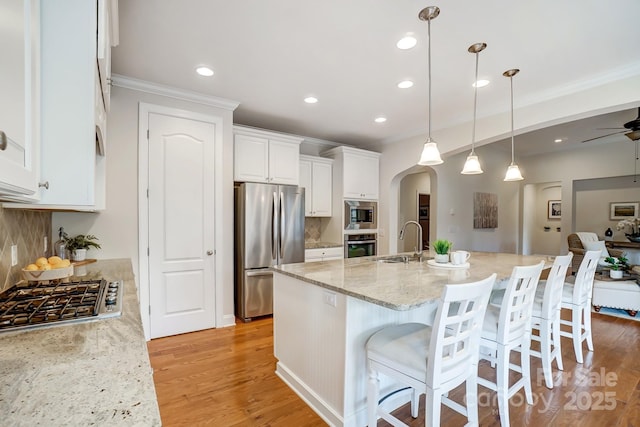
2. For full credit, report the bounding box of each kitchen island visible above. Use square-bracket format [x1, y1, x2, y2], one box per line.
[0, 259, 161, 426]
[272, 251, 551, 427]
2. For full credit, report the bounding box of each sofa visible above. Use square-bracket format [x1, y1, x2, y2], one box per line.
[567, 233, 624, 273]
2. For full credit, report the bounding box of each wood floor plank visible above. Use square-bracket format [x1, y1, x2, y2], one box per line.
[148, 310, 640, 426]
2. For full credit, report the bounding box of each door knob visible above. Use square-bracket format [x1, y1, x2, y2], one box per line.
[206, 250, 214, 256]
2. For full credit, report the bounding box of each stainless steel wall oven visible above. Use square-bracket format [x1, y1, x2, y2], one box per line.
[344, 233, 377, 258]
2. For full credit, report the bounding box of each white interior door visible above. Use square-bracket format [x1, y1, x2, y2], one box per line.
[148, 112, 216, 338]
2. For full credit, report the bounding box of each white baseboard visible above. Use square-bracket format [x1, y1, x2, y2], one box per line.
[275, 361, 344, 426]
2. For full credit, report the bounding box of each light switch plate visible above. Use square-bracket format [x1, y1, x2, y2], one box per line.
[11, 245, 18, 267]
[323, 290, 337, 307]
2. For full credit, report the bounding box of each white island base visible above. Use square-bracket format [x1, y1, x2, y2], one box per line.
[273, 272, 437, 426]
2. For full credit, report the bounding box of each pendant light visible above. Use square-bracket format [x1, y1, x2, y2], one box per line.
[417, 6, 443, 166]
[461, 43, 487, 174]
[503, 68, 524, 181]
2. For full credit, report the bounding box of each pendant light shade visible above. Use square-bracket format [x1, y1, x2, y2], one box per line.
[503, 68, 524, 181]
[419, 140, 443, 165]
[461, 43, 487, 175]
[461, 154, 483, 174]
[417, 6, 443, 166]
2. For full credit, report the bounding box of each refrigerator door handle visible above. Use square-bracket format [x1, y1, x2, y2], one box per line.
[246, 270, 272, 277]
[279, 191, 285, 259]
[272, 191, 277, 260]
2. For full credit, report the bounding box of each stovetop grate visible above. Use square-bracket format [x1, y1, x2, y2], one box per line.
[0, 279, 107, 331]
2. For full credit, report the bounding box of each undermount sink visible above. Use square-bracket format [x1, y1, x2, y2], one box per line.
[376, 254, 428, 263]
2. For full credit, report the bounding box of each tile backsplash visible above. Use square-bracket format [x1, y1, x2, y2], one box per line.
[304, 217, 322, 243]
[0, 206, 52, 292]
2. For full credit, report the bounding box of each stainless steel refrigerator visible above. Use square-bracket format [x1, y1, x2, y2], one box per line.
[234, 182, 305, 321]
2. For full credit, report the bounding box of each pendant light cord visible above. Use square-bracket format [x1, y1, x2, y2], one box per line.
[509, 75, 515, 165]
[471, 52, 479, 154]
[427, 18, 432, 141]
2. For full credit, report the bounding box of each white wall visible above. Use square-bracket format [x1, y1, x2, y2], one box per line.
[54, 83, 237, 331]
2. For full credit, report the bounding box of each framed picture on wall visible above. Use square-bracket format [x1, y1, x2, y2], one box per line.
[548, 200, 561, 219]
[610, 202, 639, 220]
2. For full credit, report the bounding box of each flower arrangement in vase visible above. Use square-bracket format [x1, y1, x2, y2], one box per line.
[432, 239, 452, 263]
[616, 218, 640, 242]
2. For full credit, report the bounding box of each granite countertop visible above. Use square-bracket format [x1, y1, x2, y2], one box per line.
[0, 259, 161, 426]
[305, 241, 344, 249]
[274, 251, 553, 311]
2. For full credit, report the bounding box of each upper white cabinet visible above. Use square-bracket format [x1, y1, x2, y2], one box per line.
[234, 126, 302, 185]
[5, 0, 118, 210]
[97, 0, 117, 112]
[299, 155, 332, 217]
[323, 146, 380, 200]
[0, 0, 40, 198]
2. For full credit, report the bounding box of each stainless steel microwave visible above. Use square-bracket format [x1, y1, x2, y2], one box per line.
[344, 200, 377, 230]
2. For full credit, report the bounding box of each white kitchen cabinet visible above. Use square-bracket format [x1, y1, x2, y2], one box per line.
[0, 0, 40, 198]
[4, 0, 117, 210]
[299, 155, 332, 217]
[323, 146, 380, 200]
[234, 126, 302, 185]
[305, 247, 343, 262]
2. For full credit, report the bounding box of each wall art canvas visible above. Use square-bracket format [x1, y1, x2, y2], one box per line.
[610, 202, 639, 220]
[473, 192, 498, 229]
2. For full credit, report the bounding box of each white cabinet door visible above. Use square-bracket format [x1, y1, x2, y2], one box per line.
[38, 0, 100, 208]
[343, 152, 379, 199]
[0, 0, 39, 197]
[299, 155, 332, 217]
[96, 0, 115, 112]
[299, 158, 312, 216]
[305, 247, 343, 262]
[311, 160, 332, 216]
[234, 134, 269, 182]
[234, 126, 302, 185]
[268, 139, 299, 185]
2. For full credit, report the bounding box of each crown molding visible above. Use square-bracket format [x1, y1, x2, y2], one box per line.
[111, 74, 240, 111]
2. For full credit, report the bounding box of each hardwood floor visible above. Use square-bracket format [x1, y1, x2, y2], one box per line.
[148, 311, 640, 427]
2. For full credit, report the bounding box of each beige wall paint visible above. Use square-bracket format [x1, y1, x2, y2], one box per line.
[574, 177, 640, 240]
[398, 172, 430, 252]
[524, 182, 562, 255]
[53, 84, 236, 331]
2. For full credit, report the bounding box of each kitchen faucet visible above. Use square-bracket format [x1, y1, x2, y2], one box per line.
[399, 220, 423, 258]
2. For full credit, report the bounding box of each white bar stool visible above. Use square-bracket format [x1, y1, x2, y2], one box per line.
[366, 273, 496, 427]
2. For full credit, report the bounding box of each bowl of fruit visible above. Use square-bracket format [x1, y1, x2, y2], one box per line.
[22, 256, 74, 282]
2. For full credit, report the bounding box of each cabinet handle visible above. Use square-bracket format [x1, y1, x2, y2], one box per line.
[0, 130, 6, 151]
[206, 250, 214, 256]
[39, 181, 50, 190]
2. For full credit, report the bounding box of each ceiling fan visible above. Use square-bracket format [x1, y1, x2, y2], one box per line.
[581, 107, 640, 143]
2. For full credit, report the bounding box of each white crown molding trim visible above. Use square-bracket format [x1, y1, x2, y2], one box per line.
[112, 74, 240, 111]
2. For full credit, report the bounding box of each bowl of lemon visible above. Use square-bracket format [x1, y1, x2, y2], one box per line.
[22, 256, 74, 282]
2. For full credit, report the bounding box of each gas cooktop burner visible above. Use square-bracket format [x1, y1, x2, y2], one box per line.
[0, 278, 123, 333]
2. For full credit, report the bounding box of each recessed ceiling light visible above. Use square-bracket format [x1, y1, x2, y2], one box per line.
[196, 66, 214, 77]
[304, 96, 318, 104]
[374, 117, 387, 123]
[554, 138, 563, 143]
[397, 80, 414, 89]
[396, 35, 417, 50]
[472, 79, 490, 88]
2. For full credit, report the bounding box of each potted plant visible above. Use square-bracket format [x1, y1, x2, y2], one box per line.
[432, 239, 452, 263]
[604, 255, 628, 279]
[64, 234, 101, 261]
